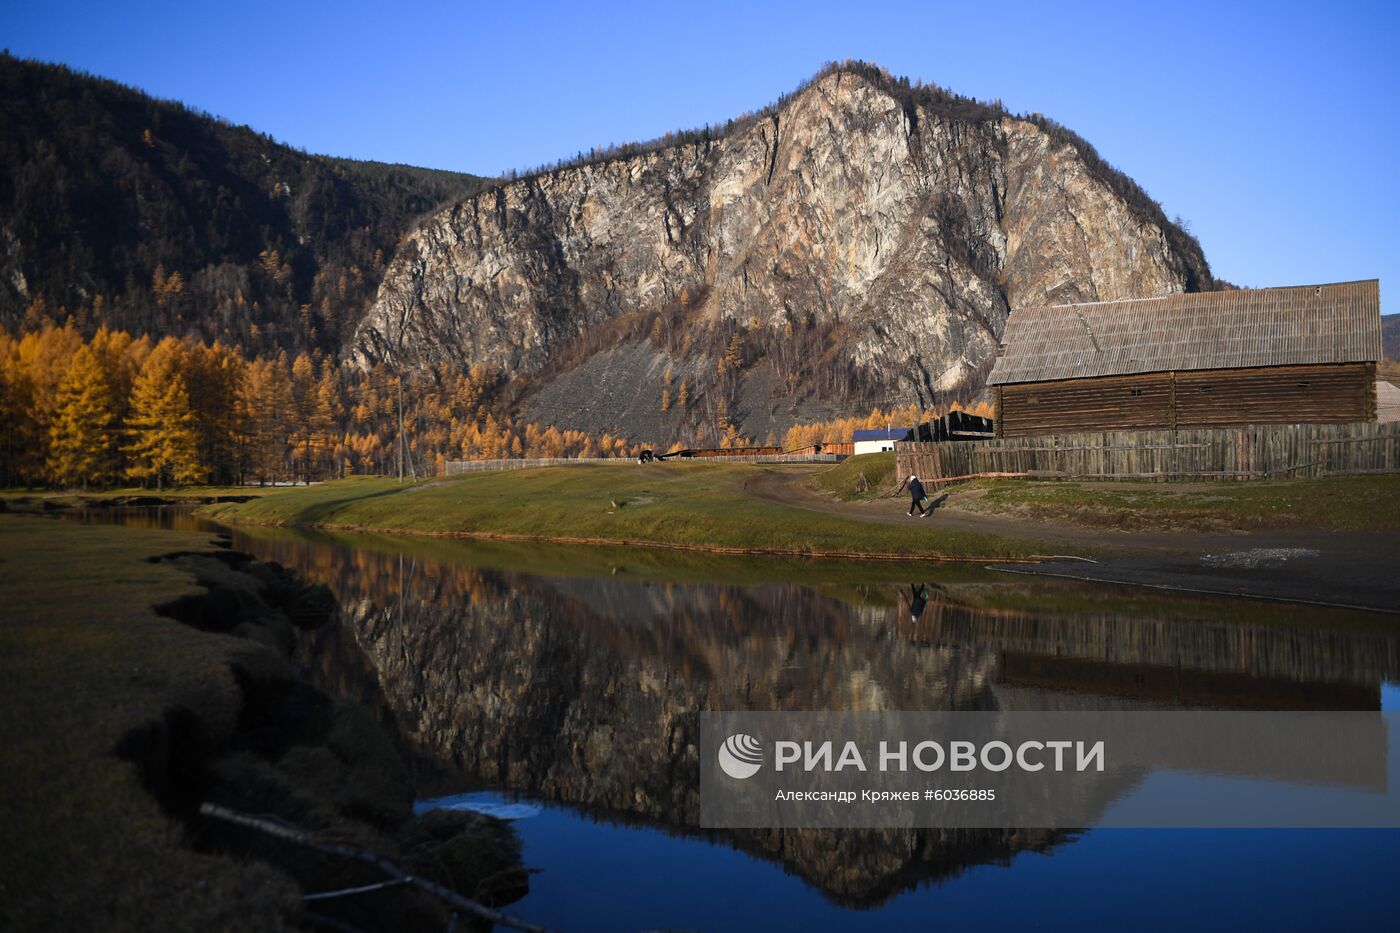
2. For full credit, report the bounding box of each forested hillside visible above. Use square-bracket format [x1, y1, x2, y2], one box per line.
[0, 322, 967, 487]
[3, 54, 1227, 456]
[0, 54, 486, 356]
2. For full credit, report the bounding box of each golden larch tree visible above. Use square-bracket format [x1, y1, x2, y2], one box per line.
[17, 323, 84, 476]
[237, 355, 292, 484]
[125, 339, 204, 489]
[184, 341, 246, 484]
[46, 345, 120, 488]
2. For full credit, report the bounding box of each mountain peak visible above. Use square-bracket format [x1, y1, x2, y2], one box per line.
[352, 62, 1213, 444]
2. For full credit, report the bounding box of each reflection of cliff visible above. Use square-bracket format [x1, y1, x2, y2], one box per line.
[301, 568, 1080, 904]
[254, 536, 1400, 904]
[329, 573, 1003, 806]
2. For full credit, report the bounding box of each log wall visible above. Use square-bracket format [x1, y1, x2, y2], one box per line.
[895, 420, 1400, 484]
[996, 363, 1375, 437]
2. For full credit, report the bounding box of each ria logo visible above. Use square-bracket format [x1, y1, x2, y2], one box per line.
[718, 733, 764, 779]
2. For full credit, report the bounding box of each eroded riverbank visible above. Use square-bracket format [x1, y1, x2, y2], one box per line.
[0, 515, 528, 931]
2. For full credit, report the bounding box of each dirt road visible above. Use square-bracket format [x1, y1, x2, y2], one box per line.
[747, 466, 1400, 614]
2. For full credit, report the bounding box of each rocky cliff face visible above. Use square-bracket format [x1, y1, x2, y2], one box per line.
[354, 67, 1213, 437]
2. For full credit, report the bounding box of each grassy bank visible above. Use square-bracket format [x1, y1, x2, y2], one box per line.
[231, 522, 1013, 588]
[0, 485, 268, 509]
[0, 516, 300, 929]
[811, 451, 898, 500]
[202, 463, 1044, 560]
[0, 516, 523, 931]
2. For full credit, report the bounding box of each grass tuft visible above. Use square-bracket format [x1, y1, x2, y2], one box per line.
[810, 452, 898, 501]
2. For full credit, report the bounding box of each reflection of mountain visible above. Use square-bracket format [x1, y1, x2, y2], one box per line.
[233, 534, 1400, 905]
[298, 565, 1077, 904]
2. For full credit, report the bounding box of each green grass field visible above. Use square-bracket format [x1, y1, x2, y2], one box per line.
[810, 451, 898, 500]
[203, 462, 1044, 560]
[0, 515, 300, 930]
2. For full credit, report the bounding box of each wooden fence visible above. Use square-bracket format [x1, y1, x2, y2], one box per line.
[895, 421, 1400, 484]
[443, 453, 842, 475]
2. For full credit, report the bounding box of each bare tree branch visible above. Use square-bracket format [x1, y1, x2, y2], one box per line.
[303, 878, 412, 902]
[199, 802, 552, 933]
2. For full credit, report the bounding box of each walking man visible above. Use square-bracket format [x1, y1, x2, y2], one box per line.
[900, 474, 932, 517]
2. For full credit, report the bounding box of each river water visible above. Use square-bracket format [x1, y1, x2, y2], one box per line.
[69, 507, 1400, 930]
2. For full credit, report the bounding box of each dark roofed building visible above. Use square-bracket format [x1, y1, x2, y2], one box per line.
[987, 280, 1382, 437]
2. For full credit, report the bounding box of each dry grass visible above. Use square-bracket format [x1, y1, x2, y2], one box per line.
[202, 463, 1039, 560]
[0, 515, 301, 931]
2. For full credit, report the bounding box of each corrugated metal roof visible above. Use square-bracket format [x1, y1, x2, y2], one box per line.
[988, 280, 1382, 385]
[1378, 380, 1400, 423]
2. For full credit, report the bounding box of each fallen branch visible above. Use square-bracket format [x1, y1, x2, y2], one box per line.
[199, 802, 552, 933]
[303, 878, 412, 902]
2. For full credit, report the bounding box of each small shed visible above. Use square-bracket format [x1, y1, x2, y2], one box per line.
[987, 280, 1382, 437]
[853, 428, 911, 455]
[913, 411, 997, 442]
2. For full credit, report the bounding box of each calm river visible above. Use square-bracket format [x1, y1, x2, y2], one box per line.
[71, 507, 1400, 931]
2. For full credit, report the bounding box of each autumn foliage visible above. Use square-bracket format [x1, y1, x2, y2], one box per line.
[0, 324, 640, 488]
[0, 323, 996, 490]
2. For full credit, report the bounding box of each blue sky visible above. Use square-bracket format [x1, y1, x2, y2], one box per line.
[4, 0, 1398, 299]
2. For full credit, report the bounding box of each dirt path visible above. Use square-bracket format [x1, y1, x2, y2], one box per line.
[747, 466, 1400, 614]
[745, 466, 1220, 552]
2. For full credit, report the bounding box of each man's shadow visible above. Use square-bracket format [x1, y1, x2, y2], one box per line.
[925, 493, 949, 512]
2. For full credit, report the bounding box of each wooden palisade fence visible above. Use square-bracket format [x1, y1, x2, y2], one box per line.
[444, 452, 842, 474]
[895, 421, 1400, 485]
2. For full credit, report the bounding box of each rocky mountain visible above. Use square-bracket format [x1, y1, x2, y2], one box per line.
[3, 56, 1215, 442]
[0, 54, 485, 355]
[355, 62, 1215, 441]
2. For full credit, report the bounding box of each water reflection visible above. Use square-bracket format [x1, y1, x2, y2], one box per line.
[227, 520, 1400, 904]
[60, 507, 1400, 909]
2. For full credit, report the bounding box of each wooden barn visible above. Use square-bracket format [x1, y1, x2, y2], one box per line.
[987, 280, 1382, 438]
